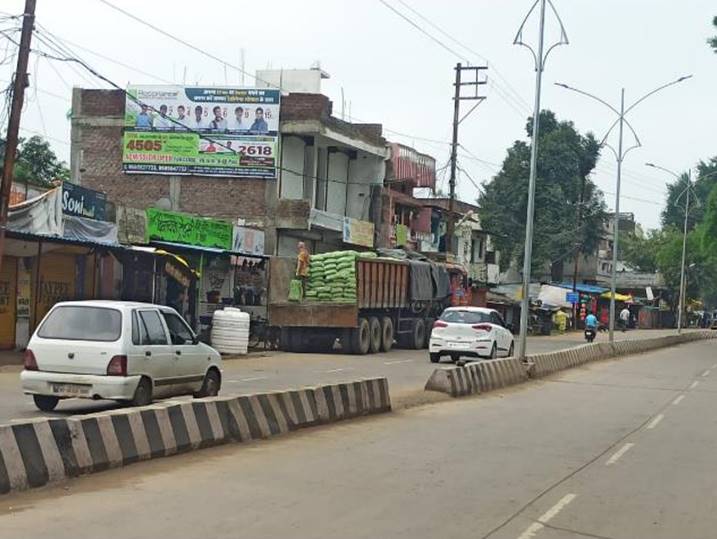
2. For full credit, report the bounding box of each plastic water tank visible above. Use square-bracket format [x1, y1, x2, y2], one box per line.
[211, 307, 250, 355]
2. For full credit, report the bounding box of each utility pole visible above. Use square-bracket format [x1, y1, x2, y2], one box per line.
[0, 0, 36, 273]
[571, 173, 588, 324]
[445, 63, 486, 257]
[677, 170, 691, 334]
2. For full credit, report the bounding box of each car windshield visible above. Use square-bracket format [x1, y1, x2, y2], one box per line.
[440, 310, 491, 324]
[38, 306, 122, 342]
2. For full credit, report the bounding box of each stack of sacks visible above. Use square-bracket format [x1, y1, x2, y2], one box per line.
[305, 250, 360, 302]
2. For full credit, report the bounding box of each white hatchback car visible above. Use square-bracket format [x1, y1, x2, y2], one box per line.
[21, 300, 223, 412]
[429, 307, 514, 363]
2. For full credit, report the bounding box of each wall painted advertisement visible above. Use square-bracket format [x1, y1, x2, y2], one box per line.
[123, 85, 280, 179]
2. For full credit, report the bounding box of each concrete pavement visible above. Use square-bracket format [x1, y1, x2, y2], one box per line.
[0, 328, 699, 423]
[1, 338, 715, 538]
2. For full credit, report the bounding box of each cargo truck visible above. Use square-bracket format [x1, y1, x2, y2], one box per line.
[268, 254, 467, 354]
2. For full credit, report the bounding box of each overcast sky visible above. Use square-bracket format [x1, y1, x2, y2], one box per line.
[2, 0, 716, 229]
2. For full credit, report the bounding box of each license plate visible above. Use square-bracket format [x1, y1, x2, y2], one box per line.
[51, 383, 90, 396]
[448, 342, 467, 349]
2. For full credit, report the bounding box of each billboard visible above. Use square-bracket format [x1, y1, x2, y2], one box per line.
[123, 85, 280, 179]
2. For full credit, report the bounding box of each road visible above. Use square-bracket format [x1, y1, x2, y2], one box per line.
[2, 337, 715, 538]
[0, 328, 694, 423]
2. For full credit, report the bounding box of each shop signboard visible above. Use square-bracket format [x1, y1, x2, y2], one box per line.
[146, 208, 232, 250]
[342, 217, 374, 248]
[164, 261, 191, 288]
[232, 226, 265, 256]
[62, 182, 107, 221]
[566, 292, 580, 304]
[123, 85, 280, 179]
[395, 223, 409, 247]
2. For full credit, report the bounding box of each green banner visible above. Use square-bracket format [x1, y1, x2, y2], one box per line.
[146, 208, 232, 250]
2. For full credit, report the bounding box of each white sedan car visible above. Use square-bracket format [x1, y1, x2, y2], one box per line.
[21, 300, 223, 412]
[429, 307, 514, 363]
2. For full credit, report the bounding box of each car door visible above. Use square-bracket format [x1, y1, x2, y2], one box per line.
[161, 310, 205, 394]
[131, 309, 176, 398]
[490, 311, 510, 354]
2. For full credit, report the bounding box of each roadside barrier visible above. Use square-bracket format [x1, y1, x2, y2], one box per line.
[0, 378, 390, 495]
[426, 331, 716, 397]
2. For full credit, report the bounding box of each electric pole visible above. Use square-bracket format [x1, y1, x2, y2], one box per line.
[445, 63, 486, 257]
[0, 0, 37, 272]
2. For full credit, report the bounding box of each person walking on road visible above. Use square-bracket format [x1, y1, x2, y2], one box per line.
[619, 306, 631, 332]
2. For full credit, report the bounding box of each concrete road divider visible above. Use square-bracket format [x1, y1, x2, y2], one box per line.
[425, 357, 528, 397]
[0, 378, 390, 496]
[426, 331, 716, 397]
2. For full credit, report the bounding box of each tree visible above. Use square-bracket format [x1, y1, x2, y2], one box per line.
[661, 157, 717, 230]
[621, 229, 667, 273]
[0, 135, 69, 188]
[709, 15, 717, 52]
[477, 110, 606, 277]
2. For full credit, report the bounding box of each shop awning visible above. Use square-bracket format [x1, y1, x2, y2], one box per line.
[127, 245, 200, 277]
[150, 240, 269, 259]
[556, 282, 608, 294]
[600, 291, 633, 302]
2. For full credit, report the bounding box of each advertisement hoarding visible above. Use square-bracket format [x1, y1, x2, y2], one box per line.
[146, 208, 232, 250]
[342, 217, 374, 248]
[123, 85, 280, 179]
[232, 226, 265, 256]
[62, 182, 107, 221]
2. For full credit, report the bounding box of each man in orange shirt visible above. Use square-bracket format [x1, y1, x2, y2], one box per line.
[296, 242, 310, 297]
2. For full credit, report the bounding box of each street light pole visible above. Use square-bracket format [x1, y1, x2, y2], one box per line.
[555, 75, 692, 342]
[513, 0, 569, 360]
[677, 170, 691, 334]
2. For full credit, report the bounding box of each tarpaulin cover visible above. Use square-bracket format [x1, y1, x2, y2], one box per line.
[409, 261, 434, 301]
[7, 187, 63, 236]
[63, 214, 119, 245]
[431, 264, 451, 299]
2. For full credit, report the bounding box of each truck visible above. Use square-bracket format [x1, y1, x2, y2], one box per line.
[268, 253, 468, 354]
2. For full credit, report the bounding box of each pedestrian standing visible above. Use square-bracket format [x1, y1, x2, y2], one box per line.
[619, 306, 631, 332]
[296, 242, 310, 297]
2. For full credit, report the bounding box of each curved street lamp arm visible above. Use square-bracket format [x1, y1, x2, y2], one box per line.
[542, 0, 570, 66]
[624, 75, 693, 116]
[601, 142, 619, 162]
[598, 115, 642, 152]
[554, 83, 621, 117]
[644, 162, 680, 179]
[513, 0, 541, 69]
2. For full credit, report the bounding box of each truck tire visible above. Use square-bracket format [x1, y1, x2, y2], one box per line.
[350, 317, 371, 355]
[368, 317, 381, 354]
[423, 319, 434, 349]
[411, 319, 426, 350]
[380, 317, 394, 352]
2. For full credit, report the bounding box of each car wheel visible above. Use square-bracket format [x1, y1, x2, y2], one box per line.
[489, 343, 498, 359]
[131, 377, 153, 407]
[429, 353, 440, 363]
[450, 353, 460, 363]
[33, 395, 59, 412]
[195, 369, 221, 398]
[508, 341, 515, 357]
[368, 317, 382, 354]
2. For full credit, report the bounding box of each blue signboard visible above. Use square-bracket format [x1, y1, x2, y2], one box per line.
[566, 292, 580, 304]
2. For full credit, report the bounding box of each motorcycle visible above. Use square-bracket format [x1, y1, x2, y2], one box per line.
[584, 327, 596, 343]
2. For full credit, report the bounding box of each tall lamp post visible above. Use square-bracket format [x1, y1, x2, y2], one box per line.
[555, 76, 692, 342]
[513, 0, 569, 360]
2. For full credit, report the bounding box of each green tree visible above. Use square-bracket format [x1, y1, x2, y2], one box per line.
[709, 15, 717, 52]
[477, 110, 606, 276]
[0, 135, 69, 188]
[661, 157, 717, 230]
[621, 229, 667, 273]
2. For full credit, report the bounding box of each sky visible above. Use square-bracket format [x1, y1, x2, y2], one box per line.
[1, 0, 716, 230]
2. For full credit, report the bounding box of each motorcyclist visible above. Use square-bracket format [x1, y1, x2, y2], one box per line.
[585, 312, 599, 330]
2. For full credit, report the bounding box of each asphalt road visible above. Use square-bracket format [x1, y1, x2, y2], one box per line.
[0, 329, 694, 423]
[2, 337, 715, 538]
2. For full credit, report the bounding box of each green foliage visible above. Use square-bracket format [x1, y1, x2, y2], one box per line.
[0, 136, 69, 187]
[621, 229, 667, 273]
[700, 182, 717, 259]
[477, 110, 606, 272]
[661, 157, 717, 230]
[709, 15, 717, 52]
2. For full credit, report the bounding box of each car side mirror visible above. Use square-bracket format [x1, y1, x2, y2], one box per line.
[192, 335, 200, 345]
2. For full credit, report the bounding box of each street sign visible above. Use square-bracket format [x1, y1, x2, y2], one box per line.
[566, 292, 579, 304]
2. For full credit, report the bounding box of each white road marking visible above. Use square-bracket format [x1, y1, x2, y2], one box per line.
[672, 395, 685, 405]
[690, 381, 700, 390]
[516, 494, 577, 539]
[606, 443, 635, 465]
[324, 367, 354, 373]
[383, 359, 415, 365]
[646, 414, 664, 430]
[227, 376, 269, 383]
[702, 370, 711, 378]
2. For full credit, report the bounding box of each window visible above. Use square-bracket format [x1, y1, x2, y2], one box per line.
[162, 312, 195, 345]
[490, 312, 505, 327]
[440, 310, 491, 324]
[38, 306, 121, 342]
[485, 251, 496, 264]
[135, 310, 168, 345]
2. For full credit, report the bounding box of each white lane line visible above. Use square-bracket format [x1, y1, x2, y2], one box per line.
[606, 443, 635, 465]
[383, 359, 415, 365]
[702, 370, 711, 378]
[227, 376, 270, 383]
[324, 367, 354, 373]
[516, 494, 577, 539]
[646, 414, 664, 430]
[672, 395, 685, 405]
[690, 381, 700, 390]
